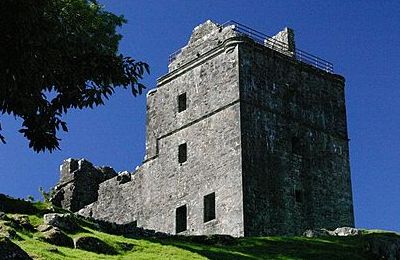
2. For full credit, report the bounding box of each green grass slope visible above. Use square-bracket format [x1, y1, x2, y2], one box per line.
[0, 195, 397, 259]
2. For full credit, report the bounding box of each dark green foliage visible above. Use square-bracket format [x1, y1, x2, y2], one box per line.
[38, 187, 53, 203]
[0, 194, 37, 214]
[0, 0, 149, 152]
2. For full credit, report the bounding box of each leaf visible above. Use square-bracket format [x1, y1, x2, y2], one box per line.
[60, 122, 68, 132]
[131, 86, 138, 97]
[144, 63, 150, 74]
[138, 83, 146, 95]
[0, 134, 6, 144]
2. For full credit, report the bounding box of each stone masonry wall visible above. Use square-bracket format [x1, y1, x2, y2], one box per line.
[51, 159, 117, 212]
[145, 21, 240, 161]
[238, 41, 354, 236]
[81, 103, 243, 236]
[62, 21, 354, 238]
[168, 20, 238, 72]
[80, 23, 245, 236]
[264, 27, 296, 57]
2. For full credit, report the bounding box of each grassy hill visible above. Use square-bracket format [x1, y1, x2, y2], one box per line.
[0, 195, 397, 259]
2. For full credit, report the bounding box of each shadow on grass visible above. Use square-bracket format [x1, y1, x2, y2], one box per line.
[146, 236, 375, 260]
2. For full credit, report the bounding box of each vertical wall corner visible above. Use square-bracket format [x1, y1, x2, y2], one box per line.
[264, 27, 296, 57]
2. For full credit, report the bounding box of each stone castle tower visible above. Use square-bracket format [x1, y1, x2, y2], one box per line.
[54, 20, 354, 237]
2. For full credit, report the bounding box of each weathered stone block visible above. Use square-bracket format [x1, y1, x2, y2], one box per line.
[0, 237, 32, 259]
[74, 236, 117, 254]
[50, 159, 117, 212]
[43, 213, 80, 233]
[38, 226, 74, 248]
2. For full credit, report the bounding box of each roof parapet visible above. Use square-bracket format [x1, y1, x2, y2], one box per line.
[168, 20, 333, 73]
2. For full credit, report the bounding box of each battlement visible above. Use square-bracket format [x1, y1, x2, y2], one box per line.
[168, 20, 333, 73]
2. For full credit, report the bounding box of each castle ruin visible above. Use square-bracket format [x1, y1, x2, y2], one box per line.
[51, 20, 354, 237]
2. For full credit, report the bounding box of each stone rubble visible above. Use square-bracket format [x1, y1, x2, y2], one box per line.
[0, 237, 32, 259]
[303, 227, 361, 238]
[43, 213, 81, 233]
[38, 226, 74, 248]
[50, 158, 117, 212]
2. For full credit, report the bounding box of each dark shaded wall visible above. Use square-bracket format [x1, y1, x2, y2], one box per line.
[238, 40, 354, 236]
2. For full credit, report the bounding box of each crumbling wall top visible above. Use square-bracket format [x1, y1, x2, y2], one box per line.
[166, 20, 334, 74]
[168, 20, 238, 72]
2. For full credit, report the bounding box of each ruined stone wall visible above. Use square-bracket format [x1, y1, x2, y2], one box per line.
[80, 24, 245, 236]
[264, 27, 296, 57]
[168, 20, 238, 72]
[51, 159, 117, 212]
[238, 41, 354, 236]
[145, 21, 240, 161]
[83, 103, 243, 237]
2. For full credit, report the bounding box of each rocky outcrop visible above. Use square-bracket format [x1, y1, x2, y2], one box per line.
[303, 228, 333, 238]
[0, 211, 7, 220]
[8, 215, 35, 232]
[50, 158, 117, 212]
[180, 234, 237, 246]
[0, 214, 34, 239]
[303, 227, 400, 259]
[38, 226, 74, 248]
[0, 237, 32, 259]
[333, 227, 361, 236]
[74, 236, 117, 254]
[303, 227, 361, 238]
[43, 213, 81, 233]
[364, 234, 400, 260]
[0, 223, 19, 240]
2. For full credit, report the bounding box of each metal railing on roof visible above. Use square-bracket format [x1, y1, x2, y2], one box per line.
[169, 20, 334, 73]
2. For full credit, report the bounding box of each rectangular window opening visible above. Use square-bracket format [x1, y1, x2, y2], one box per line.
[178, 143, 187, 163]
[178, 93, 187, 112]
[291, 136, 302, 155]
[176, 205, 187, 233]
[295, 189, 303, 203]
[204, 192, 216, 223]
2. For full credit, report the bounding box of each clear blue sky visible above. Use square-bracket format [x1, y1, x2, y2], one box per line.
[1, 1, 399, 232]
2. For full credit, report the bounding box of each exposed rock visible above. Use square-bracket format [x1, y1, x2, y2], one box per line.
[333, 227, 361, 236]
[0, 215, 34, 237]
[0, 211, 7, 220]
[47, 247, 61, 253]
[364, 235, 400, 260]
[76, 215, 167, 237]
[0, 236, 32, 259]
[36, 224, 53, 232]
[0, 223, 20, 240]
[303, 227, 361, 238]
[182, 234, 237, 246]
[43, 213, 80, 233]
[9, 215, 34, 232]
[303, 229, 333, 238]
[74, 236, 117, 254]
[50, 159, 117, 212]
[39, 226, 74, 248]
[116, 241, 135, 251]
